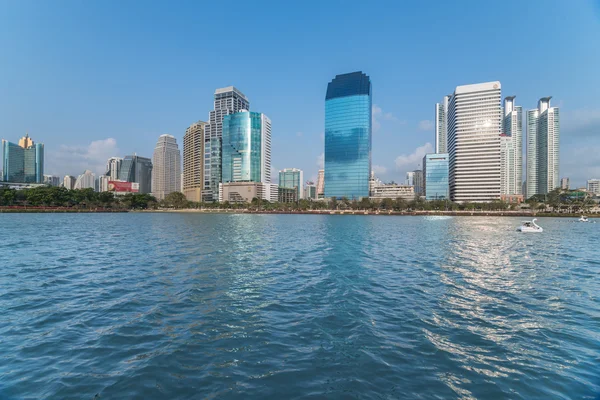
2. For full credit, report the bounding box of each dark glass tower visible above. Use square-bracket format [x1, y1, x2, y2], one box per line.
[324, 72, 372, 199]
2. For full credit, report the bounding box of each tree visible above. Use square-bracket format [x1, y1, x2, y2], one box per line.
[163, 191, 188, 209]
[547, 188, 561, 212]
[330, 197, 338, 210]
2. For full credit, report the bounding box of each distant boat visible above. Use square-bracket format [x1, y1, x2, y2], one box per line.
[517, 218, 543, 233]
[579, 216, 589, 222]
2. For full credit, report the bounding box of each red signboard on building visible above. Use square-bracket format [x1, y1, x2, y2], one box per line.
[108, 181, 139, 193]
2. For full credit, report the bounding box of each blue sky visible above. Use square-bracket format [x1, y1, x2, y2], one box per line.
[1, 0, 599, 187]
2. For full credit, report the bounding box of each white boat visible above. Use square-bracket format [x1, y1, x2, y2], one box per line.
[579, 216, 589, 222]
[517, 218, 543, 233]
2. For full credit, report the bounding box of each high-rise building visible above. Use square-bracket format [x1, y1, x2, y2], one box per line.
[316, 169, 325, 198]
[435, 96, 450, 153]
[500, 134, 515, 196]
[448, 81, 502, 202]
[413, 170, 424, 195]
[152, 134, 181, 201]
[324, 71, 372, 199]
[1, 134, 44, 183]
[279, 168, 304, 199]
[118, 155, 153, 194]
[587, 179, 599, 194]
[106, 157, 123, 180]
[183, 121, 206, 202]
[405, 171, 414, 186]
[305, 182, 317, 200]
[221, 111, 271, 185]
[63, 175, 76, 189]
[561, 177, 570, 190]
[423, 153, 449, 200]
[203, 86, 250, 201]
[526, 97, 560, 198]
[97, 175, 110, 192]
[502, 96, 523, 195]
[74, 170, 95, 189]
[43, 175, 61, 187]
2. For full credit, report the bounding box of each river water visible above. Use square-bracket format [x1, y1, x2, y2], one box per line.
[0, 213, 598, 399]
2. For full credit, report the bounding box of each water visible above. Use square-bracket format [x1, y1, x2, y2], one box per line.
[0, 214, 598, 399]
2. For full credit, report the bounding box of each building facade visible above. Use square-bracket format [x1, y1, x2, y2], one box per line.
[279, 168, 304, 200]
[561, 177, 570, 190]
[423, 153, 449, 200]
[74, 170, 95, 190]
[413, 170, 424, 195]
[305, 183, 317, 200]
[278, 187, 298, 203]
[106, 157, 122, 181]
[97, 175, 110, 192]
[500, 134, 515, 196]
[502, 96, 523, 195]
[316, 169, 325, 198]
[405, 171, 414, 186]
[435, 95, 450, 153]
[183, 121, 206, 202]
[370, 183, 414, 201]
[2, 134, 44, 183]
[118, 155, 153, 194]
[43, 175, 61, 187]
[63, 175, 76, 189]
[152, 134, 181, 200]
[221, 111, 271, 186]
[448, 81, 502, 202]
[587, 179, 600, 194]
[203, 87, 250, 202]
[526, 97, 560, 198]
[324, 71, 372, 199]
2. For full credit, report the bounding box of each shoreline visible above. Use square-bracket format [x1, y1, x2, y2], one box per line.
[137, 209, 598, 218]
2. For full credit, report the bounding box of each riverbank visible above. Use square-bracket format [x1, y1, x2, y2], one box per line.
[140, 209, 598, 218]
[0, 207, 128, 213]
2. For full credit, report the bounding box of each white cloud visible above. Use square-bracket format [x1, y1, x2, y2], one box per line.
[395, 142, 433, 169]
[317, 153, 324, 169]
[418, 120, 434, 131]
[45, 138, 119, 177]
[372, 165, 387, 175]
[372, 104, 400, 133]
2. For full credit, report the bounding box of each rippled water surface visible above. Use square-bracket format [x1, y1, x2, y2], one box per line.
[1, 213, 599, 399]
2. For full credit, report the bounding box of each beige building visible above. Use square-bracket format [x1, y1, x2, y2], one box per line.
[370, 183, 415, 201]
[183, 121, 206, 202]
[220, 182, 265, 203]
[316, 169, 324, 198]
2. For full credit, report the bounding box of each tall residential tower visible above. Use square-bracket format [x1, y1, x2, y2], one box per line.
[500, 96, 523, 196]
[152, 134, 181, 200]
[435, 96, 450, 153]
[183, 121, 206, 202]
[526, 97, 560, 198]
[324, 72, 372, 199]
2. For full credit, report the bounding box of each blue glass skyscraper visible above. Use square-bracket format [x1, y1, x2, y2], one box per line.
[324, 72, 372, 199]
[221, 111, 271, 184]
[423, 153, 449, 200]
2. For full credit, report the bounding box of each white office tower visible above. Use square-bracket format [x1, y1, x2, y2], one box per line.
[448, 81, 502, 202]
[152, 134, 181, 201]
[97, 175, 110, 192]
[106, 157, 123, 180]
[435, 95, 450, 153]
[501, 96, 523, 195]
[526, 97, 560, 198]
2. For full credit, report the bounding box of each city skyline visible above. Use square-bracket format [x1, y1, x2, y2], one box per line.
[1, 2, 599, 187]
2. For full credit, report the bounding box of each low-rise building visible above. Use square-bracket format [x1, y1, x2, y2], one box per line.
[587, 179, 600, 194]
[278, 187, 297, 203]
[370, 183, 414, 201]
